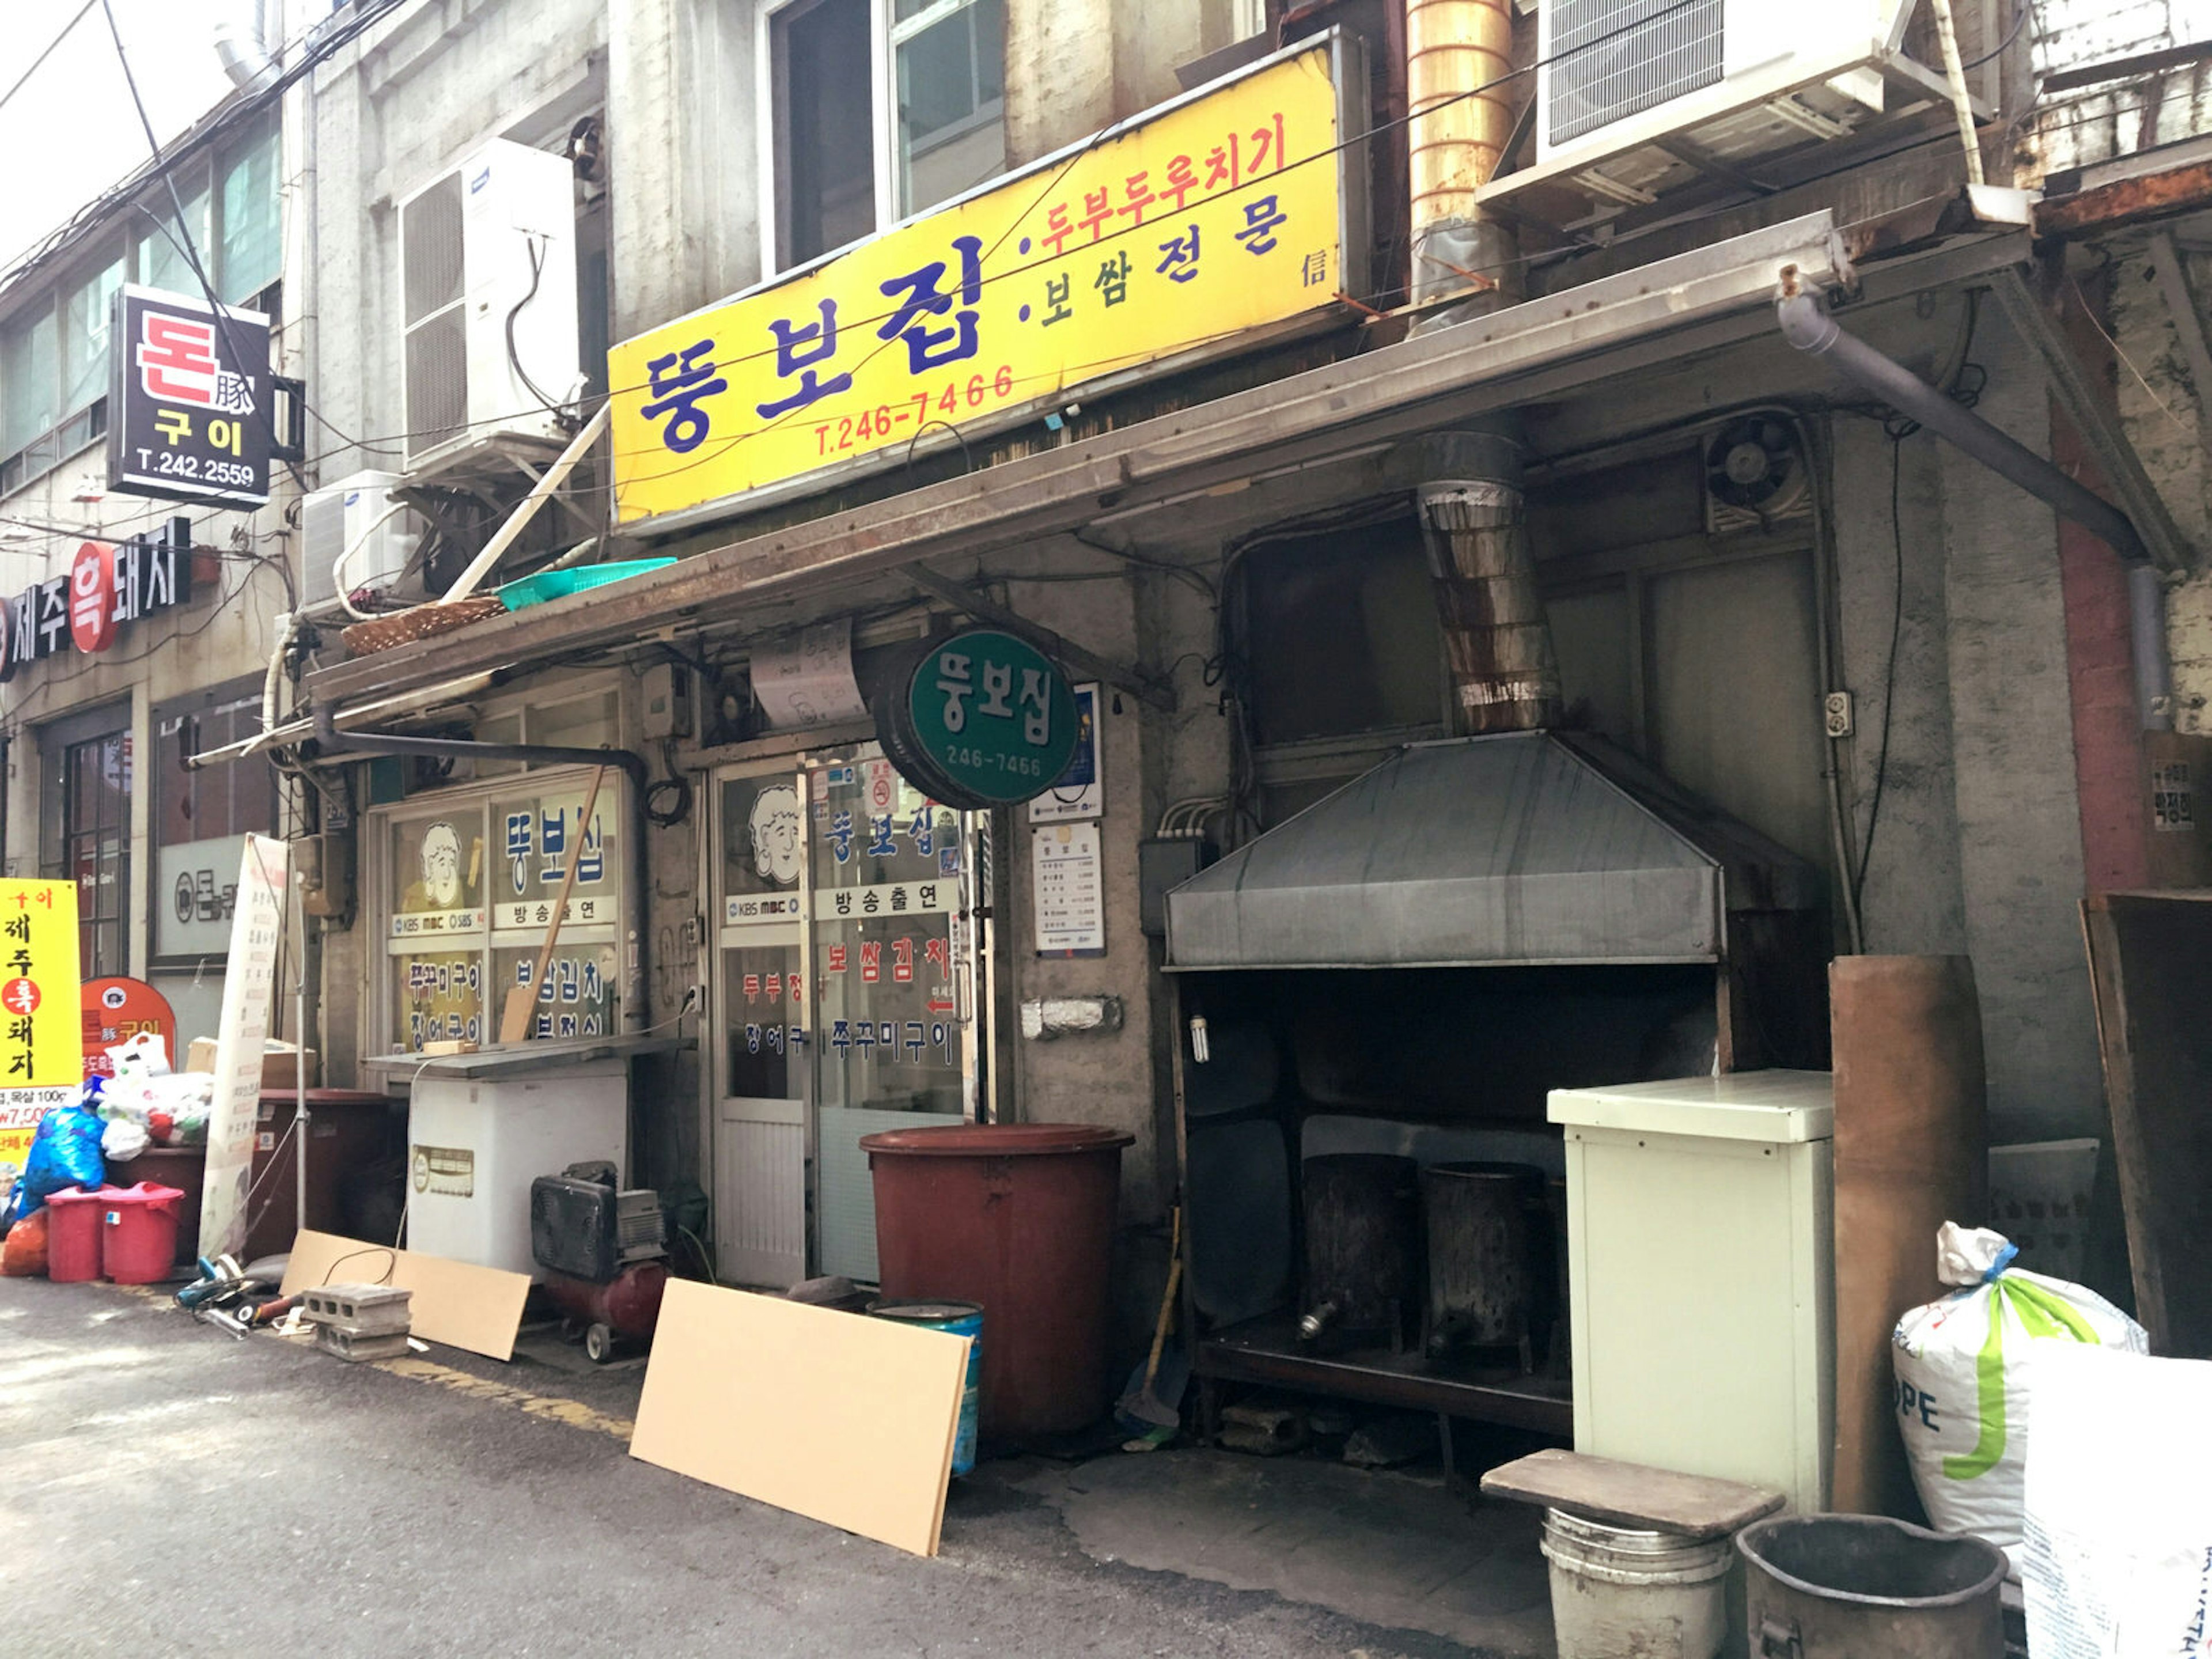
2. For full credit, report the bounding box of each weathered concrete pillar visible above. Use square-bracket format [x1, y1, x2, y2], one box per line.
[1003, 0, 1117, 166]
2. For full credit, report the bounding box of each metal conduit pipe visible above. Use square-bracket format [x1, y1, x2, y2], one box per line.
[312, 703, 653, 1031]
[1776, 290, 2175, 730]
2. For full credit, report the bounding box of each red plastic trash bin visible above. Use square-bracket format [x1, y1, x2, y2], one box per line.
[862, 1123, 1134, 1441]
[44, 1185, 122, 1283]
[101, 1182, 186, 1285]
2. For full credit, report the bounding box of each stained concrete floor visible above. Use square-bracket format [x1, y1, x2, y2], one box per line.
[1, 1277, 1557, 1657]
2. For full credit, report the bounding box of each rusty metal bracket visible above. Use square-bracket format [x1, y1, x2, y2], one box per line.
[904, 565, 1178, 713]
[1990, 265, 2195, 571]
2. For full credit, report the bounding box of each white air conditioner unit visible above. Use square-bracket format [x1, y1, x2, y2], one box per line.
[301, 469, 424, 615]
[397, 137, 579, 474]
[1482, 0, 1990, 223]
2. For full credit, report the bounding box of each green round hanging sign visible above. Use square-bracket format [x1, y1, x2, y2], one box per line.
[882, 630, 1080, 810]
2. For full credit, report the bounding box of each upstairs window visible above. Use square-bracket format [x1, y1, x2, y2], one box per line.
[0, 114, 278, 497]
[767, 0, 1007, 272]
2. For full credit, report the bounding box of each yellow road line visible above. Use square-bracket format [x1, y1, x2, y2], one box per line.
[372, 1355, 636, 1441]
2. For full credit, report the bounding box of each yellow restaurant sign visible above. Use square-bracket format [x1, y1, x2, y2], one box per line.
[0, 879, 84, 1181]
[609, 39, 1360, 526]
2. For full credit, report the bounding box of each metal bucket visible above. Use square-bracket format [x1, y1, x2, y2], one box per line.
[870, 1299, 983, 1476]
[1541, 1508, 1732, 1659]
[1422, 1161, 1546, 1360]
[1737, 1514, 2006, 1658]
[1300, 1154, 1423, 1350]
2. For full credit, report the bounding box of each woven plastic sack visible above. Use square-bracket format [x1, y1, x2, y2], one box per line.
[2, 1206, 49, 1277]
[1893, 1222, 2145, 1571]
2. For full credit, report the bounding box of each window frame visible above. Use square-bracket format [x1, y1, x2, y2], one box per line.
[37, 702, 135, 982]
[758, 0, 1007, 275]
[149, 677, 282, 970]
[1, 111, 279, 498]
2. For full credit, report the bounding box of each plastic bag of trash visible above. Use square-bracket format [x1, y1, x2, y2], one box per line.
[1893, 1222, 2146, 1571]
[2, 1206, 50, 1277]
[2021, 1343, 2212, 1656]
[100, 1117, 149, 1163]
[17, 1101, 107, 1217]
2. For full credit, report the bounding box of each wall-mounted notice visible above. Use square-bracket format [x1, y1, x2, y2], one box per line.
[1029, 683, 1102, 823]
[1032, 821, 1105, 957]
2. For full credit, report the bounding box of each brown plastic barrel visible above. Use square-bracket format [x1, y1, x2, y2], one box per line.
[862, 1122, 1133, 1441]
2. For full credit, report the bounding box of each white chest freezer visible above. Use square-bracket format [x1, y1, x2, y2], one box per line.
[405, 1056, 628, 1276]
[1550, 1070, 1835, 1515]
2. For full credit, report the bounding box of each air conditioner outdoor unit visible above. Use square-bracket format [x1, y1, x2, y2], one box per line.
[1482, 0, 1987, 222]
[300, 469, 425, 614]
[397, 137, 579, 474]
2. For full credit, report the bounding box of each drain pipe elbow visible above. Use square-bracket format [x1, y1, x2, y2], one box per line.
[1777, 291, 2173, 732]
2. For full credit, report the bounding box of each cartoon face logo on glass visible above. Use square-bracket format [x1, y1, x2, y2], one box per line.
[748, 786, 802, 887]
[418, 822, 463, 908]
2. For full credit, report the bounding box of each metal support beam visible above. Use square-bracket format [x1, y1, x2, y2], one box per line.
[2147, 231, 2212, 459]
[904, 566, 1177, 713]
[1990, 266, 2195, 571]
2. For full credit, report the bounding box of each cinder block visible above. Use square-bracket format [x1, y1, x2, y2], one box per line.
[315, 1325, 412, 1363]
[302, 1283, 413, 1335]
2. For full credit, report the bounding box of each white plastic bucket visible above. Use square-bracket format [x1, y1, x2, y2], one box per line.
[1541, 1508, 1732, 1659]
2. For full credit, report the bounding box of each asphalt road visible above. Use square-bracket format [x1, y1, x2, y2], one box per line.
[1, 1278, 1515, 1658]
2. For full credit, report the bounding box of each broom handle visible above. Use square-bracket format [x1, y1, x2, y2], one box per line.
[1142, 1206, 1183, 1393]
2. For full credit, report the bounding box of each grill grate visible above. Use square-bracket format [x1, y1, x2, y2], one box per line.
[1548, 0, 1727, 147]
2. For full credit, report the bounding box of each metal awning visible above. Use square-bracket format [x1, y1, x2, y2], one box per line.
[1163, 732, 1819, 972]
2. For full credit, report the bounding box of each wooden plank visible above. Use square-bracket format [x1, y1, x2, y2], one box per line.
[627, 1279, 968, 1558]
[1828, 956, 1986, 1520]
[2083, 891, 2212, 1357]
[279, 1229, 531, 1362]
[1479, 1449, 1782, 1540]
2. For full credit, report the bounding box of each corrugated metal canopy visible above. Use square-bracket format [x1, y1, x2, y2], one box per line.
[1164, 732, 1819, 971]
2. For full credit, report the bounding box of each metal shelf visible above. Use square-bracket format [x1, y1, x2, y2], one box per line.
[1197, 1310, 1574, 1436]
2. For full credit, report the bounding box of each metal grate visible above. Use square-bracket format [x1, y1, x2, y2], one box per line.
[404, 306, 468, 461]
[401, 173, 465, 327]
[1548, 0, 1727, 147]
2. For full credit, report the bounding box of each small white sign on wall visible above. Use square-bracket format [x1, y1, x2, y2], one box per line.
[1029, 684, 1103, 822]
[1032, 821, 1105, 957]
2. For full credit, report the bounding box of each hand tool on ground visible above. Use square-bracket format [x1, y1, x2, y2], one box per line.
[1117, 1205, 1184, 1430]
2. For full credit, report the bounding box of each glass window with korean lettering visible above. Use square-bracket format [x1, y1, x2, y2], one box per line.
[723, 941, 801, 1099]
[809, 759, 964, 1117]
[487, 785, 619, 935]
[389, 813, 486, 930]
[490, 944, 619, 1044]
[395, 950, 484, 1052]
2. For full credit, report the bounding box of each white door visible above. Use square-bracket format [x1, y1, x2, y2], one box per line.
[711, 769, 810, 1289]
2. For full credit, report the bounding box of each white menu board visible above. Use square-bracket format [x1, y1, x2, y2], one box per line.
[1032, 821, 1105, 956]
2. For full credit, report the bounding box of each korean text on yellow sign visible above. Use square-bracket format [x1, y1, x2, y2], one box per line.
[609, 44, 1347, 524]
[0, 880, 84, 1177]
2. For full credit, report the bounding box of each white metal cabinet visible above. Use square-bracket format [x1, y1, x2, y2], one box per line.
[1550, 1070, 1835, 1514]
[406, 1057, 628, 1275]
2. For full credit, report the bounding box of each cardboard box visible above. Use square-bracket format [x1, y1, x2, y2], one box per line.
[184, 1036, 320, 1089]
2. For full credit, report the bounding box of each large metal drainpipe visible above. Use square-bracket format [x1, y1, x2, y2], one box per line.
[313, 704, 653, 1031]
[1777, 290, 2174, 730]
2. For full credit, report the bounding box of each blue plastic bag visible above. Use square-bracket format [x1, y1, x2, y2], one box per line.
[16, 1100, 106, 1218]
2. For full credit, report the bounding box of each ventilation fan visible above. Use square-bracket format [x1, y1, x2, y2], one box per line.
[1705, 416, 1809, 532]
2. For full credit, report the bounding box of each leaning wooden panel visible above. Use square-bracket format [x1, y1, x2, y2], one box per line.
[1828, 956, 1986, 1520]
[279, 1229, 531, 1361]
[628, 1279, 967, 1557]
[2083, 892, 2212, 1358]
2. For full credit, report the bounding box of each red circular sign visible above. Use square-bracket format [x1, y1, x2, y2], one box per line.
[3, 978, 41, 1016]
[69, 541, 118, 653]
[80, 976, 179, 1079]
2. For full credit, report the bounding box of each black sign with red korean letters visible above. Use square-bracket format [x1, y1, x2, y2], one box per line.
[107, 284, 272, 509]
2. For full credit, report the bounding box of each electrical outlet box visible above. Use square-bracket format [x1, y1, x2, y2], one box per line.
[294, 832, 355, 918]
[1139, 836, 1213, 937]
[640, 661, 693, 740]
[1823, 691, 1854, 740]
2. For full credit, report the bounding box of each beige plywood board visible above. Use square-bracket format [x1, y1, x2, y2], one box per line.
[1479, 1449, 1782, 1540]
[279, 1229, 531, 1362]
[628, 1279, 966, 1558]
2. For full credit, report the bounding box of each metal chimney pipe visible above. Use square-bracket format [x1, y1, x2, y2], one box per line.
[1412, 426, 1562, 736]
[1407, 0, 1520, 310]
[213, 2, 278, 94]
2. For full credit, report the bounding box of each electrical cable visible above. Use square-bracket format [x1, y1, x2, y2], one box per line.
[643, 736, 693, 828]
[1855, 431, 1910, 922]
[506, 234, 571, 416]
[0, 0, 97, 119]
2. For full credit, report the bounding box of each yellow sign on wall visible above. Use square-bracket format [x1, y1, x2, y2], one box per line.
[609, 42, 1352, 526]
[0, 879, 84, 1180]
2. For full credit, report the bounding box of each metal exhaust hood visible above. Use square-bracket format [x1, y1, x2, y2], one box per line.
[1163, 730, 1821, 972]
